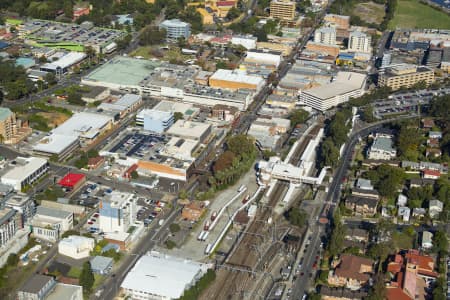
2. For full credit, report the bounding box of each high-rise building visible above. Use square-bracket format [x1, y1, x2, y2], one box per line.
[159, 19, 191, 41]
[348, 31, 372, 53]
[136, 109, 174, 133]
[0, 108, 17, 143]
[378, 64, 435, 90]
[314, 26, 337, 45]
[99, 191, 136, 233]
[0, 208, 19, 247]
[270, 0, 296, 21]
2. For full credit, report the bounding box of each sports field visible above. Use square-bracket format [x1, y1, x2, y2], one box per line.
[389, 0, 450, 29]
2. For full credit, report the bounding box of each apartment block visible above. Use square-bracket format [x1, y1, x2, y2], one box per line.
[378, 64, 435, 90]
[270, 0, 296, 21]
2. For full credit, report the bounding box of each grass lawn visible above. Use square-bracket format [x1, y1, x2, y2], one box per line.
[131, 46, 191, 63]
[68, 266, 81, 278]
[389, 0, 450, 29]
[354, 2, 385, 24]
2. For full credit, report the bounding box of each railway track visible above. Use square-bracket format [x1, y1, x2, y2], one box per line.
[200, 123, 324, 300]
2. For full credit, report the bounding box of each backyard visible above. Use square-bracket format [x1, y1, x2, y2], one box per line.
[389, 0, 450, 29]
[354, 2, 386, 25]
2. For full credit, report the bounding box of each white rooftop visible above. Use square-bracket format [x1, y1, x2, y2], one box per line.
[41, 52, 87, 70]
[166, 120, 211, 140]
[210, 69, 265, 86]
[52, 112, 112, 139]
[33, 134, 79, 155]
[115, 94, 142, 107]
[121, 253, 206, 299]
[136, 108, 173, 122]
[1, 157, 47, 181]
[59, 235, 94, 248]
[303, 71, 366, 99]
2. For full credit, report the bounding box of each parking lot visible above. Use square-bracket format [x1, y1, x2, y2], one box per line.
[109, 132, 167, 160]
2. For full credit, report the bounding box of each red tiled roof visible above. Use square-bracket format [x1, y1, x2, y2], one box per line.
[423, 169, 440, 177]
[335, 254, 374, 282]
[217, 1, 236, 6]
[58, 173, 85, 188]
[386, 287, 413, 300]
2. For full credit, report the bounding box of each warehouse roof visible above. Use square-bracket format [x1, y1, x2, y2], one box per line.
[36, 206, 72, 219]
[121, 253, 205, 299]
[166, 120, 211, 140]
[33, 134, 79, 155]
[41, 52, 87, 70]
[52, 112, 112, 139]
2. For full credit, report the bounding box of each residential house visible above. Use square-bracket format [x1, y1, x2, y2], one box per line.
[429, 199, 443, 219]
[422, 169, 440, 180]
[398, 207, 411, 222]
[409, 178, 435, 188]
[429, 131, 442, 139]
[344, 228, 369, 243]
[321, 286, 368, 300]
[90, 256, 113, 275]
[367, 134, 396, 160]
[355, 178, 373, 190]
[427, 138, 439, 148]
[328, 254, 374, 290]
[397, 194, 408, 207]
[426, 148, 441, 158]
[17, 274, 56, 300]
[351, 188, 379, 200]
[421, 118, 435, 129]
[421, 231, 433, 249]
[345, 196, 378, 217]
[412, 208, 426, 219]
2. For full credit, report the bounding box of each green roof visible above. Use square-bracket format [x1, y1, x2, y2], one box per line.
[84, 56, 160, 86]
[0, 108, 13, 122]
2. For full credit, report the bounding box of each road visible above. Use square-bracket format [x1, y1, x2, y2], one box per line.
[96, 207, 181, 300]
[290, 115, 417, 299]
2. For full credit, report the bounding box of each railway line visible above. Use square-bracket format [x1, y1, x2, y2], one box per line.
[201, 123, 323, 300]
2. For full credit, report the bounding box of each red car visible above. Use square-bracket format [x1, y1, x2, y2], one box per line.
[312, 263, 317, 269]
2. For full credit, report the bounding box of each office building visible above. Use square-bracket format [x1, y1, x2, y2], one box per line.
[348, 31, 371, 53]
[1, 157, 49, 191]
[58, 235, 95, 259]
[314, 26, 337, 45]
[270, 0, 296, 21]
[32, 206, 74, 242]
[0, 208, 19, 248]
[244, 50, 282, 69]
[159, 19, 191, 41]
[378, 64, 435, 90]
[97, 93, 142, 119]
[121, 252, 207, 300]
[135, 109, 174, 133]
[209, 69, 265, 91]
[17, 274, 57, 300]
[299, 72, 366, 111]
[166, 120, 212, 143]
[4, 195, 35, 227]
[99, 191, 136, 233]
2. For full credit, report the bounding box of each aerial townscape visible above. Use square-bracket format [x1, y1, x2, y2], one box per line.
[0, 0, 450, 299]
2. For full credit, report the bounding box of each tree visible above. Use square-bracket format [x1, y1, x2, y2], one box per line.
[174, 112, 184, 122]
[319, 138, 340, 168]
[44, 72, 57, 85]
[433, 231, 448, 254]
[178, 189, 189, 199]
[289, 109, 309, 126]
[67, 91, 85, 106]
[63, 0, 73, 19]
[287, 207, 307, 228]
[226, 7, 241, 19]
[366, 274, 386, 299]
[328, 209, 346, 257]
[6, 253, 19, 267]
[130, 170, 139, 179]
[169, 223, 181, 233]
[139, 27, 166, 46]
[396, 125, 422, 160]
[79, 261, 95, 293]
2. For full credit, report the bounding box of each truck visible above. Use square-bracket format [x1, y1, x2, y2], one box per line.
[211, 211, 217, 221]
[204, 220, 211, 231]
[242, 194, 250, 204]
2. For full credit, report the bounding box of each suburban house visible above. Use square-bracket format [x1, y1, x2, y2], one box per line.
[421, 231, 433, 249]
[345, 196, 378, 217]
[422, 169, 441, 180]
[328, 254, 374, 290]
[428, 199, 443, 219]
[398, 206, 411, 222]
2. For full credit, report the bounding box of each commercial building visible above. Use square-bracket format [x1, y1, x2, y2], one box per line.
[152, 101, 199, 120]
[33, 112, 113, 160]
[40, 52, 86, 74]
[299, 72, 367, 111]
[97, 93, 142, 119]
[244, 50, 283, 69]
[57, 173, 86, 192]
[324, 14, 350, 30]
[304, 41, 340, 58]
[1, 157, 49, 191]
[99, 191, 136, 233]
[159, 19, 191, 41]
[121, 252, 207, 300]
[231, 35, 257, 50]
[31, 206, 74, 242]
[45, 283, 83, 300]
[314, 26, 337, 45]
[0, 208, 19, 248]
[209, 68, 265, 91]
[166, 120, 212, 143]
[0, 107, 32, 144]
[348, 31, 371, 53]
[81, 86, 110, 103]
[269, 0, 296, 21]
[90, 256, 113, 275]
[17, 274, 56, 300]
[378, 64, 435, 90]
[328, 254, 374, 290]
[4, 195, 35, 227]
[248, 117, 291, 150]
[367, 134, 396, 160]
[135, 109, 174, 133]
[161, 137, 199, 162]
[58, 235, 95, 259]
